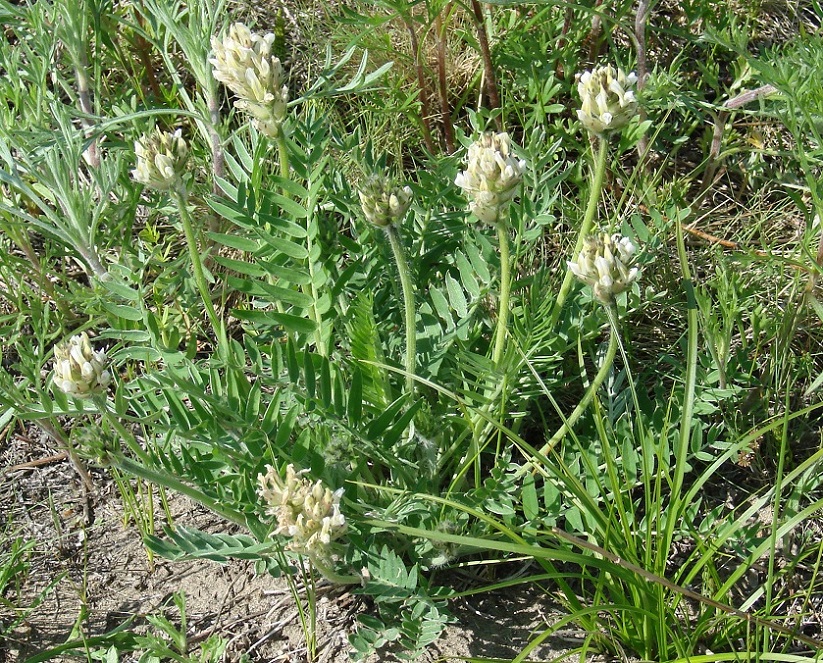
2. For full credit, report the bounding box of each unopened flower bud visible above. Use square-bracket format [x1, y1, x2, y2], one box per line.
[357, 174, 413, 228]
[210, 23, 289, 138]
[131, 128, 189, 192]
[455, 132, 526, 224]
[568, 232, 640, 303]
[576, 64, 638, 135]
[53, 332, 111, 397]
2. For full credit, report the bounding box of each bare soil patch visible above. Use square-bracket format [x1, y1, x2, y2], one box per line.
[1, 423, 577, 662]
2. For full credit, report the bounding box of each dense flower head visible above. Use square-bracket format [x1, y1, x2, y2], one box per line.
[454, 132, 526, 224]
[53, 332, 111, 398]
[357, 174, 413, 228]
[568, 232, 640, 303]
[210, 22, 289, 138]
[131, 128, 189, 192]
[258, 464, 346, 558]
[576, 64, 638, 135]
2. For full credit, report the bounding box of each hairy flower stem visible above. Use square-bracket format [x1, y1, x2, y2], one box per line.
[310, 556, 360, 585]
[172, 191, 225, 347]
[550, 138, 609, 328]
[516, 327, 618, 479]
[492, 220, 511, 366]
[385, 225, 416, 394]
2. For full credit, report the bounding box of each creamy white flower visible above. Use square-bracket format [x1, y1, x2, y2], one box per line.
[131, 128, 188, 192]
[568, 232, 640, 303]
[258, 464, 346, 558]
[53, 332, 111, 397]
[576, 64, 638, 135]
[455, 132, 526, 224]
[210, 23, 289, 138]
[357, 174, 413, 228]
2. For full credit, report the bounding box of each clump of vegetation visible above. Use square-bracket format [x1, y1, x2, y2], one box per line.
[2, 0, 823, 661]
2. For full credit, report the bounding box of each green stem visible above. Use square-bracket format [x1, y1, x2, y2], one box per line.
[310, 555, 361, 585]
[492, 220, 511, 366]
[386, 225, 417, 394]
[173, 191, 224, 346]
[515, 324, 618, 478]
[550, 137, 609, 328]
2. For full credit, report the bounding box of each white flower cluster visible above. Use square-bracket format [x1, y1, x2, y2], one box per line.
[577, 64, 638, 135]
[210, 23, 289, 138]
[53, 332, 111, 397]
[454, 132, 526, 224]
[568, 232, 640, 303]
[258, 464, 346, 558]
[358, 174, 413, 228]
[131, 128, 189, 192]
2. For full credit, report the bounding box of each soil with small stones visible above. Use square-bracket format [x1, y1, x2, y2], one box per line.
[1, 423, 580, 663]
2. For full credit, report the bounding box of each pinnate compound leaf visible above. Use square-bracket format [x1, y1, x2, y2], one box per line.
[144, 526, 273, 563]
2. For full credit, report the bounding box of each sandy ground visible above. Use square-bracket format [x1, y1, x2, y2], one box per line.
[1, 424, 582, 662]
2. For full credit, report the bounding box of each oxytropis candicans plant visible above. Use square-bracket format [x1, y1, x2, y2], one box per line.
[454, 131, 526, 225]
[358, 173, 417, 394]
[455, 131, 526, 366]
[131, 128, 189, 194]
[52, 332, 111, 398]
[550, 63, 641, 328]
[131, 128, 223, 342]
[576, 64, 639, 136]
[258, 464, 355, 583]
[568, 232, 641, 304]
[210, 22, 289, 140]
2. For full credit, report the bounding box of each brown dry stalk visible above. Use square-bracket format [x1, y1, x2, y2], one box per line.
[638, 205, 808, 273]
[469, 0, 502, 131]
[554, 5, 575, 79]
[586, 0, 606, 63]
[402, 14, 437, 155]
[4, 450, 69, 473]
[434, 6, 456, 154]
[699, 84, 778, 201]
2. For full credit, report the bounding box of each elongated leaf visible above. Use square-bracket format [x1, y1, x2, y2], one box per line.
[206, 232, 259, 252]
[232, 309, 317, 334]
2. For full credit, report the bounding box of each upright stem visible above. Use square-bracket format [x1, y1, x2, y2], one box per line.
[469, 0, 502, 130]
[385, 225, 416, 394]
[173, 190, 224, 346]
[515, 325, 618, 479]
[634, 0, 652, 163]
[550, 137, 609, 328]
[401, 14, 437, 155]
[434, 6, 456, 153]
[74, 63, 99, 169]
[492, 220, 511, 366]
